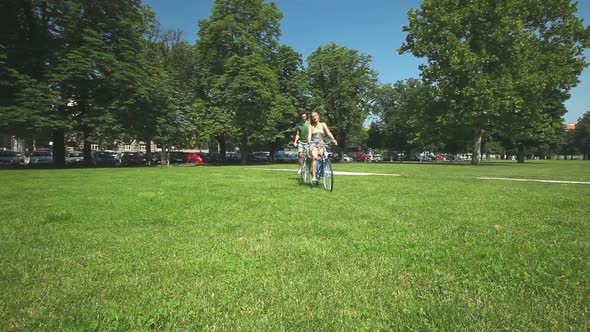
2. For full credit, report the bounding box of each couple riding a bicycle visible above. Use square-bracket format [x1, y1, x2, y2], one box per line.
[293, 111, 337, 191]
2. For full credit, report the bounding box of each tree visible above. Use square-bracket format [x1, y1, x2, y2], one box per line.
[195, 0, 283, 163]
[575, 112, 590, 160]
[267, 45, 309, 158]
[121, 7, 201, 165]
[400, 0, 590, 165]
[306, 43, 378, 159]
[0, 0, 68, 157]
[373, 80, 442, 159]
[219, 53, 281, 163]
[49, 0, 149, 165]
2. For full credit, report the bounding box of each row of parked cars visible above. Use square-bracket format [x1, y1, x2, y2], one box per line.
[0, 149, 208, 168]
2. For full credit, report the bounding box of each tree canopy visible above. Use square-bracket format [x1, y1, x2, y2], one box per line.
[400, 0, 590, 164]
[306, 43, 378, 158]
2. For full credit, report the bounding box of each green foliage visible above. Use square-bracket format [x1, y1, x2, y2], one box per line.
[195, 0, 287, 160]
[400, 0, 590, 165]
[0, 0, 67, 138]
[373, 79, 452, 156]
[222, 53, 280, 145]
[306, 43, 378, 155]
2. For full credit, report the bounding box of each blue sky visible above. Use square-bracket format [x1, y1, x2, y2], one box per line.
[143, 0, 589, 124]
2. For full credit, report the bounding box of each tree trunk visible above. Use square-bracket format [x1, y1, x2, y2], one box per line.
[216, 134, 226, 164]
[52, 129, 66, 168]
[517, 145, 526, 163]
[337, 137, 346, 162]
[146, 139, 152, 165]
[83, 130, 92, 165]
[471, 128, 483, 165]
[240, 135, 249, 165]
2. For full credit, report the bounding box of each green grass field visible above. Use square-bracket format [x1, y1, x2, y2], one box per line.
[1, 160, 589, 330]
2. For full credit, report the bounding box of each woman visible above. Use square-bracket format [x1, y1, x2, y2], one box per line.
[307, 111, 337, 183]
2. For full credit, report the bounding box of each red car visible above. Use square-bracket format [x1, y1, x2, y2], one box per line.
[186, 152, 203, 164]
[347, 151, 370, 162]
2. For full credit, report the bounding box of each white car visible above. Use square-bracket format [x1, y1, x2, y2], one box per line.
[342, 154, 353, 162]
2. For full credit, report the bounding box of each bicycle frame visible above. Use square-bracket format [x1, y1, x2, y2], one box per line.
[306, 140, 334, 191]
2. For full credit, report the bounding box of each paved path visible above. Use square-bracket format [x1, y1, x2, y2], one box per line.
[477, 176, 590, 185]
[256, 168, 400, 176]
[255, 168, 589, 184]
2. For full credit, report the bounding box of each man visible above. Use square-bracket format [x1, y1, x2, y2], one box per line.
[293, 112, 309, 174]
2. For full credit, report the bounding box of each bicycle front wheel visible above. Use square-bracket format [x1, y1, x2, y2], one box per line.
[300, 159, 309, 184]
[323, 159, 333, 191]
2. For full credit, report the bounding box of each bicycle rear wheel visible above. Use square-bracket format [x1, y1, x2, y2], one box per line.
[323, 159, 333, 191]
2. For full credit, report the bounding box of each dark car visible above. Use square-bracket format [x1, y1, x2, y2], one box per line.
[0, 150, 23, 167]
[66, 151, 85, 166]
[224, 152, 239, 162]
[121, 152, 147, 166]
[144, 152, 160, 165]
[200, 152, 222, 163]
[92, 151, 120, 166]
[275, 153, 297, 163]
[29, 150, 54, 167]
[169, 152, 187, 164]
[248, 151, 270, 162]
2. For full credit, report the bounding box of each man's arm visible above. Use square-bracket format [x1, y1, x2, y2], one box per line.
[293, 129, 300, 147]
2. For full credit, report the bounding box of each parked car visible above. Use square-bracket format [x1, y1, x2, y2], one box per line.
[225, 152, 240, 163]
[169, 151, 187, 163]
[92, 151, 120, 166]
[66, 151, 85, 166]
[248, 151, 270, 162]
[0, 150, 24, 167]
[29, 150, 54, 167]
[16, 151, 26, 164]
[186, 152, 203, 164]
[121, 152, 147, 166]
[347, 151, 369, 162]
[416, 153, 436, 161]
[381, 151, 395, 161]
[372, 154, 382, 162]
[144, 152, 160, 165]
[275, 153, 297, 163]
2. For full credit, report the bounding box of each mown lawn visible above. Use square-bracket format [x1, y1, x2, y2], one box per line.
[1, 160, 589, 330]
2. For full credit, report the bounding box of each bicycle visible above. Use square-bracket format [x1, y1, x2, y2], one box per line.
[298, 142, 310, 184]
[299, 153, 310, 184]
[307, 140, 334, 192]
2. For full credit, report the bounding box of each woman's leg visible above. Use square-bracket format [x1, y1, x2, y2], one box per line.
[311, 146, 319, 181]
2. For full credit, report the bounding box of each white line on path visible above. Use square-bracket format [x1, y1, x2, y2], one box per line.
[478, 177, 590, 185]
[254, 169, 588, 184]
[256, 168, 400, 176]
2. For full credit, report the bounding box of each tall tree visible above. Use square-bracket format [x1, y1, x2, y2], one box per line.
[306, 43, 378, 159]
[400, 0, 590, 165]
[122, 6, 201, 165]
[195, 0, 283, 163]
[50, 0, 148, 165]
[269, 45, 309, 157]
[0, 0, 67, 156]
